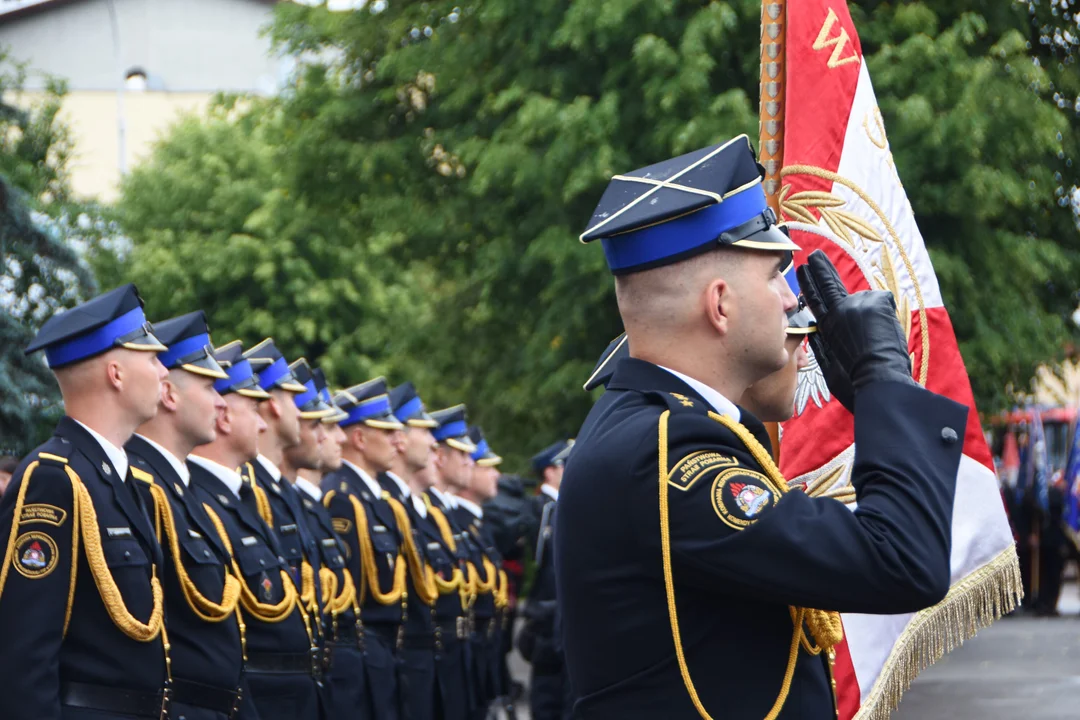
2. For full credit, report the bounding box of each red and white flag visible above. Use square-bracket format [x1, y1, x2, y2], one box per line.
[777, 2, 1022, 718]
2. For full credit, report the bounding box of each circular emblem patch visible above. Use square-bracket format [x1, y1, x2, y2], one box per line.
[13, 531, 59, 579]
[711, 469, 777, 531]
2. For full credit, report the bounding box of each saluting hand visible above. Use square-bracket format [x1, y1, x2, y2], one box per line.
[796, 250, 914, 412]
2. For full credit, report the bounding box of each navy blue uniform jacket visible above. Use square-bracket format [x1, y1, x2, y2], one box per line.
[555, 359, 968, 719]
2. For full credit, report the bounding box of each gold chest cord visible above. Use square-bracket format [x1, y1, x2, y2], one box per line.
[423, 496, 470, 609]
[384, 494, 439, 606]
[658, 410, 843, 720]
[324, 491, 407, 606]
[145, 482, 240, 622]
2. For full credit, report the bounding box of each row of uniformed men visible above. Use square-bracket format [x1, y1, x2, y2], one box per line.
[0, 284, 515, 720]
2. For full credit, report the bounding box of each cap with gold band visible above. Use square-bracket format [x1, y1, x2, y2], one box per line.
[212, 340, 271, 399]
[243, 338, 307, 394]
[579, 135, 798, 276]
[151, 310, 229, 380]
[334, 377, 405, 430]
[389, 382, 438, 429]
[468, 425, 502, 467]
[532, 440, 573, 476]
[313, 368, 348, 424]
[289, 358, 337, 420]
[26, 283, 167, 368]
[430, 405, 477, 454]
[783, 261, 817, 335]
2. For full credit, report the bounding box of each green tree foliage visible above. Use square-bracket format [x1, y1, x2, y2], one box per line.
[0, 55, 96, 455]
[114, 0, 1078, 469]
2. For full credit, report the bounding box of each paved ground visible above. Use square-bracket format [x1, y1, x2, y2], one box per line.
[892, 581, 1080, 720]
[501, 582, 1080, 719]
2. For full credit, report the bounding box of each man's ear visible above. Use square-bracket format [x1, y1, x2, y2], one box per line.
[160, 379, 181, 412]
[217, 404, 232, 436]
[704, 278, 731, 336]
[105, 358, 125, 391]
[266, 395, 284, 420]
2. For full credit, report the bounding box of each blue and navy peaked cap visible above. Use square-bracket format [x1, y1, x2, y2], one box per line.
[389, 382, 438, 429]
[468, 425, 502, 467]
[25, 283, 167, 368]
[580, 135, 798, 275]
[289, 358, 336, 420]
[152, 311, 229, 380]
[243, 338, 307, 394]
[212, 340, 271, 399]
[333, 377, 405, 430]
[430, 405, 477, 454]
[532, 440, 573, 476]
[313, 368, 348, 424]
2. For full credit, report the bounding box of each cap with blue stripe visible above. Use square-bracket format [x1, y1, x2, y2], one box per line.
[532, 440, 573, 476]
[430, 405, 477, 454]
[468, 425, 502, 467]
[26, 283, 167, 368]
[313, 368, 348, 424]
[289, 358, 336, 420]
[151, 310, 229, 380]
[389, 382, 438, 429]
[242, 338, 307, 393]
[212, 340, 271, 399]
[333, 377, 405, 430]
[579, 135, 798, 275]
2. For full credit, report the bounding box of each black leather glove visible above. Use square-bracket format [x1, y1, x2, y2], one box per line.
[796, 250, 915, 412]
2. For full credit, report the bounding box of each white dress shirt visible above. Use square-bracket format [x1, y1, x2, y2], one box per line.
[385, 471, 428, 518]
[657, 366, 741, 422]
[429, 486, 458, 510]
[295, 477, 323, 502]
[188, 455, 244, 498]
[540, 483, 559, 502]
[133, 434, 191, 486]
[456, 497, 483, 520]
[256, 454, 283, 482]
[74, 419, 129, 481]
[341, 459, 384, 498]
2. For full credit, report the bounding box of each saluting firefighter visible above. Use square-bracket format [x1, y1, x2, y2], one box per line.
[556, 136, 970, 719]
[0, 284, 170, 720]
[278, 359, 365, 720]
[388, 382, 473, 720]
[321, 377, 411, 720]
[188, 341, 322, 720]
[125, 311, 253, 720]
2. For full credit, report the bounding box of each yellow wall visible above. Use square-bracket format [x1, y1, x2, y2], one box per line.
[14, 90, 213, 201]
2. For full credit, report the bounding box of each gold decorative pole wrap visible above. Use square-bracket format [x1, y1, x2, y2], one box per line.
[760, 0, 786, 459]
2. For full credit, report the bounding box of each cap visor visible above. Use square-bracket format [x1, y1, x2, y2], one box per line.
[119, 329, 169, 353]
[181, 355, 231, 380]
[477, 454, 503, 467]
[278, 380, 309, 393]
[731, 224, 800, 252]
[786, 307, 818, 335]
[446, 437, 478, 454]
[365, 417, 406, 431]
[407, 417, 439, 429]
[237, 387, 272, 399]
[323, 410, 349, 424]
[300, 407, 338, 420]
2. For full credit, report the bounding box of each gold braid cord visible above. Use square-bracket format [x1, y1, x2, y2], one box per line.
[146, 483, 240, 622]
[254, 486, 274, 527]
[202, 504, 297, 623]
[658, 410, 842, 720]
[300, 560, 319, 614]
[494, 569, 510, 610]
[423, 495, 469, 607]
[384, 494, 439, 606]
[346, 495, 407, 605]
[322, 566, 357, 616]
[67, 466, 164, 642]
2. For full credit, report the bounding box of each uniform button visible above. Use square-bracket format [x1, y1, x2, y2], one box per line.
[279, 557, 286, 564]
[203, 550, 211, 558]
[123, 551, 131, 560]
[941, 427, 958, 444]
[259, 559, 266, 566]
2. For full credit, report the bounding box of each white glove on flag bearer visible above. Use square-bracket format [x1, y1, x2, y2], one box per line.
[775, 1, 1022, 718]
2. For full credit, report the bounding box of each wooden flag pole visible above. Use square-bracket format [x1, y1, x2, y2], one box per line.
[760, 0, 786, 460]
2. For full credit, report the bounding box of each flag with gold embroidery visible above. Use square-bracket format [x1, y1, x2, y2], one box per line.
[774, 1, 1022, 718]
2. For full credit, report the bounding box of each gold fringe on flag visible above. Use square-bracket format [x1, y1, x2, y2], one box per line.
[853, 545, 1023, 720]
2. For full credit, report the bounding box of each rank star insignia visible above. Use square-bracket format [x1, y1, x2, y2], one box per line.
[174, 483, 184, 496]
[101, 462, 112, 476]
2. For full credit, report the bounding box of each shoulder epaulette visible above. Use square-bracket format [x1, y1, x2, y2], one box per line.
[130, 467, 155, 484]
[36, 452, 69, 467]
[643, 390, 711, 416]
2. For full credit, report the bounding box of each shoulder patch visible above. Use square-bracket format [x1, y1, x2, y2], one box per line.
[711, 468, 778, 531]
[19, 504, 68, 527]
[667, 451, 738, 491]
[333, 518, 352, 535]
[130, 467, 154, 484]
[13, 531, 59, 579]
